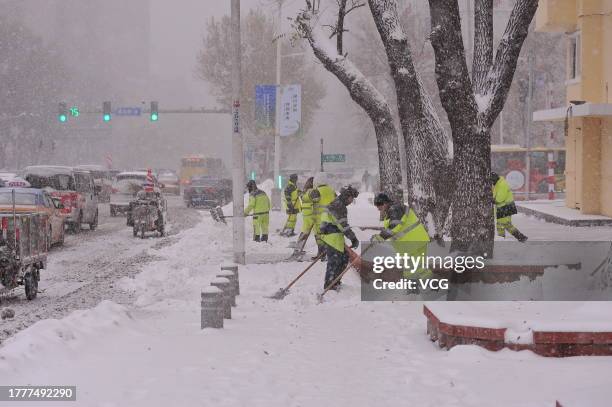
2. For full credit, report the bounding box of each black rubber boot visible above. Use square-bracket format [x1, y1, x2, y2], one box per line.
[511, 230, 528, 242]
[254, 235, 260, 242]
[261, 234, 268, 242]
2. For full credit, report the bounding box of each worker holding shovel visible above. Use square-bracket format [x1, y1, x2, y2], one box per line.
[245, 180, 270, 242]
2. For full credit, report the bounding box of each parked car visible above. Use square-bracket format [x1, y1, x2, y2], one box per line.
[0, 172, 31, 188]
[183, 175, 232, 208]
[75, 165, 113, 203]
[158, 171, 180, 195]
[22, 166, 99, 233]
[110, 171, 159, 218]
[0, 187, 65, 247]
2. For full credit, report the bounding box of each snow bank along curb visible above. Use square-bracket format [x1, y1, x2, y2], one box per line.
[201, 264, 240, 329]
[517, 203, 612, 227]
[0, 301, 132, 371]
[424, 305, 612, 357]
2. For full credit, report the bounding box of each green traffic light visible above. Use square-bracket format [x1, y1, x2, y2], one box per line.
[59, 114, 67, 123]
[103, 114, 111, 122]
[150, 113, 158, 121]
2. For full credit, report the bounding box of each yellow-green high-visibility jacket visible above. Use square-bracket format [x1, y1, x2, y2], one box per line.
[380, 203, 430, 243]
[244, 189, 270, 215]
[320, 197, 356, 252]
[283, 181, 300, 213]
[493, 176, 514, 208]
[300, 188, 315, 217]
[377, 202, 430, 279]
[493, 176, 517, 219]
[311, 184, 336, 219]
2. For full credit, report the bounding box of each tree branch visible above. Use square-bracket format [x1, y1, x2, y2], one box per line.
[472, 0, 493, 94]
[368, 0, 453, 233]
[482, 0, 537, 128]
[428, 0, 477, 137]
[294, 7, 403, 197]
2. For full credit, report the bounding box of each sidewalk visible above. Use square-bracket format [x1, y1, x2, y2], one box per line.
[517, 200, 612, 227]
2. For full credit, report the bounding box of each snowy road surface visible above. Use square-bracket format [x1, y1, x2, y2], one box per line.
[0, 196, 200, 343]
[0, 192, 611, 406]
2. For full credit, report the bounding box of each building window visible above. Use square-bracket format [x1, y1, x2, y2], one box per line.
[568, 32, 581, 80]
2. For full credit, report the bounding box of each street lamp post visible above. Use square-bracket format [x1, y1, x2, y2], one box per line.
[231, 0, 246, 264]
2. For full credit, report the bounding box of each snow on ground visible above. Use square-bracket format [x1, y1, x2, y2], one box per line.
[0, 195, 611, 406]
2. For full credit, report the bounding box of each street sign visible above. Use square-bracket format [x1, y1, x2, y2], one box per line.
[114, 107, 142, 116]
[322, 154, 346, 163]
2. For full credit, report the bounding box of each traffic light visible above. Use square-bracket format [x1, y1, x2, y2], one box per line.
[70, 106, 80, 117]
[150, 101, 158, 121]
[58, 102, 68, 123]
[103, 101, 111, 122]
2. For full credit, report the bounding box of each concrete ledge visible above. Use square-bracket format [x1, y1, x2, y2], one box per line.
[517, 201, 612, 227]
[424, 305, 612, 357]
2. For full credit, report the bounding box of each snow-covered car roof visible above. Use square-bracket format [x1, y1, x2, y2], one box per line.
[23, 165, 74, 177]
[75, 164, 108, 172]
[116, 171, 149, 178]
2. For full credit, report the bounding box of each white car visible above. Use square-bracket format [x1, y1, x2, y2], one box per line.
[0, 172, 31, 188]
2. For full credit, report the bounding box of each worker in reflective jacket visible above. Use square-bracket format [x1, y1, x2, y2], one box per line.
[309, 172, 337, 261]
[244, 180, 270, 242]
[295, 176, 315, 247]
[492, 172, 527, 242]
[371, 192, 431, 280]
[320, 185, 360, 290]
[281, 173, 300, 237]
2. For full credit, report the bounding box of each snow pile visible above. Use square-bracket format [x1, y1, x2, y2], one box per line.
[0, 301, 132, 372]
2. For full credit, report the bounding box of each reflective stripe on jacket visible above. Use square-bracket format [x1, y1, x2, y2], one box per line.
[244, 189, 270, 216]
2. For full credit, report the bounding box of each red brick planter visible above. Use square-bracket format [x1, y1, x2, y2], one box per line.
[424, 305, 612, 357]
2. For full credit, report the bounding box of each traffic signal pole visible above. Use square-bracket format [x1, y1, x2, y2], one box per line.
[231, 0, 246, 265]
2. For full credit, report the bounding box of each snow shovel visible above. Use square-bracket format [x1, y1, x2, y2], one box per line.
[317, 243, 374, 303]
[285, 225, 314, 261]
[210, 206, 258, 224]
[267, 253, 324, 300]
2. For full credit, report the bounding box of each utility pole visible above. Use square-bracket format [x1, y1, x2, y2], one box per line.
[320, 138, 324, 172]
[525, 49, 535, 200]
[272, 0, 283, 210]
[231, 0, 246, 264]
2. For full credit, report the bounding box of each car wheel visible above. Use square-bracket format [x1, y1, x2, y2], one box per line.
[58, 224, 65, 246]
[47, 226, 53, 250]
[89, 210, 98, 230]
[24, 270, 38, 300]
[110, 206, 116, 217]
[72, 213, 82, 234]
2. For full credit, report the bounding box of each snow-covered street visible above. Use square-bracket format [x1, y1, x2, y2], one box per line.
[0, 196, 200, 343]
[1, 196, 611, 407]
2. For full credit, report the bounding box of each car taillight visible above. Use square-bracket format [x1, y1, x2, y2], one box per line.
[1, 218, 7, 240]
[71, 193, 80, 208]
[112, 188, 119, 194]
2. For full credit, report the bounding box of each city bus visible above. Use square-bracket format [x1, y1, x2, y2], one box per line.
[491, 144, 566, 198]
[179, 155, 226, 185]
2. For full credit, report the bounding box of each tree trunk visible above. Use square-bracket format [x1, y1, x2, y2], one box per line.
[450, 128, 494, 251]
[368, 0, 453, 235]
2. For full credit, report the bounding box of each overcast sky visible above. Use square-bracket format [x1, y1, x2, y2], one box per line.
[149, 0, 302, 108]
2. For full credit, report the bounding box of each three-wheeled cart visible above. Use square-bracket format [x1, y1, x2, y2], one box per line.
[0, 212, 48, 300]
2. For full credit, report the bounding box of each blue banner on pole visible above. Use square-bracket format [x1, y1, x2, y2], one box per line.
[255, 85, 276, 130]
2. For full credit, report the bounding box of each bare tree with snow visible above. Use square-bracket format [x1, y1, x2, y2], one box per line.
[295, 0, 538, 248]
